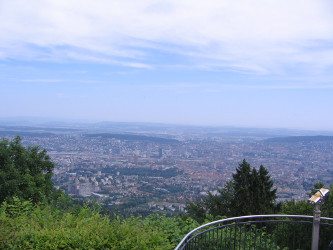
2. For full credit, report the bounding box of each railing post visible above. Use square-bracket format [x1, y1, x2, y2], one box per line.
[311, 203, 321, 250]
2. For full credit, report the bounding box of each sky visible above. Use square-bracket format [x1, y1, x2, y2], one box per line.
[1, 0, 333, 131]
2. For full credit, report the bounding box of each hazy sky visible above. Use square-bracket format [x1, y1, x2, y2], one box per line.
[1, 0, 333, 130]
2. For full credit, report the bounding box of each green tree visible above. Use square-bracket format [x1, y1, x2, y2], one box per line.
[281, 182, 333, 217]
[186, 160, 277, 221]
[233, 160, 277, 215]
[277, 183, 333, 250]
[0, 136, 55, 203]
[185, 181, 234, 223]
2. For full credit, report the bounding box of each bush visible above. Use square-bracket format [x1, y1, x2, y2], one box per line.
[0, 199, 198, 249]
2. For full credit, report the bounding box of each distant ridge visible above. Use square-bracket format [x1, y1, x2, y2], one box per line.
[0, 131, 55, 137]
[264, 135, 333, 143]
[84, 133, 179, 143]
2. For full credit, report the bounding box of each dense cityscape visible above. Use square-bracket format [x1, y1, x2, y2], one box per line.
[1, 122, 333, 215]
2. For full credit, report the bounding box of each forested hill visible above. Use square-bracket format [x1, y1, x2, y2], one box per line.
[0, 130, 55, 137]
[264, 135, 333, 143]
[0, 125, 79, 137]
[84, 133, 179, 144]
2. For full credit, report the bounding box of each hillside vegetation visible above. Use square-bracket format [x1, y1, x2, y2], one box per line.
[0, 198, 198, 249]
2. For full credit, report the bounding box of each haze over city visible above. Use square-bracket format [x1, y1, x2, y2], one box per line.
[1, 0, 333, 130]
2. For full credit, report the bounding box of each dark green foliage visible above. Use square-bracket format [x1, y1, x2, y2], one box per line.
[0, 136, 55, 204]
[322, 184, 333, 218]
[281, 200, 313, 216]
[184, 199, 207, 223]
[185, 181, 234, 223]
[277, 183, 333, 250]
[186, 160, 277, 222]
[232, 160, 277, 216]
[281, 182, 333, 217]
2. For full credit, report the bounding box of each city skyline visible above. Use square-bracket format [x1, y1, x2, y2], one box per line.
[1, 1, 333, 130]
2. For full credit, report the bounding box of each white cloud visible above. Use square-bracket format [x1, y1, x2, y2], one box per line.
[1, 0, 333, 74]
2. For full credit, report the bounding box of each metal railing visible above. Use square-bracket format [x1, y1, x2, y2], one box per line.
[176, 215, 333, 250]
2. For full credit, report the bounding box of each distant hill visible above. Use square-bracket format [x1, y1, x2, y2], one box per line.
[0, 130, 55, 137]
[83, 133, 179, 143]
[264, 135, 333, 143]
[0, 125, 79, 132]
[0, 125, 81, 138]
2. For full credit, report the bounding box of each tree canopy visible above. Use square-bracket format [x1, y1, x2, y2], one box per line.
[0, 136, 55, 203]
[185, 160, 277, 222]
[232, 159, 277, 215]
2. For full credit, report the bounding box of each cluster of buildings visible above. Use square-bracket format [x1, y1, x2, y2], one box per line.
[13, 131, 333, 210]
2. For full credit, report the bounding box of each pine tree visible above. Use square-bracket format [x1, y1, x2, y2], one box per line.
[185, 160, 277, 221]
[232, 160, 277, 216]
[232, 160, 253, 215]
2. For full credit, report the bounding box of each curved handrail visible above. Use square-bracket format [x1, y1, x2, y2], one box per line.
[175, 214, 333, 250]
